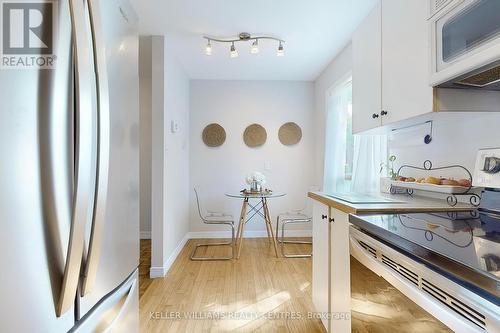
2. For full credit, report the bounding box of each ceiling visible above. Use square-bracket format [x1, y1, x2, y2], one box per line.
[130, 0, 377, 81]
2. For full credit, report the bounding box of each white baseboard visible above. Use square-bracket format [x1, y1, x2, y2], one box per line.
[140, 231, 151, 239]
[188, 229, 312, 239]
[149, 233, 189, 279]
[149, 266, 166, 278]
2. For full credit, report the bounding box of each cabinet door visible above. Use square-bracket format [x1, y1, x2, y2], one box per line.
[352, 2, 382, 134]
[312, 202, 329, 330]
[381, 0, 433, 125]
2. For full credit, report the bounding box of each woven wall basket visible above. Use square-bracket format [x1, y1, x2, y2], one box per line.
[278, 122, 302, 146]
[243, 124, 267, 148]
[202, 123, 226, 147]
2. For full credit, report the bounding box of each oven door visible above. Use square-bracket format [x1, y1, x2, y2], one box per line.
[349, 226, 500, 333]
[430, 0, 500, 86]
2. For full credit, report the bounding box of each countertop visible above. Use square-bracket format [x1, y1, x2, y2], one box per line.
[308, 191, 477, 214]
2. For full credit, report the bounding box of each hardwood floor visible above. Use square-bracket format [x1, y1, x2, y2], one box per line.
[139, 239, 153, 298]
[139, 239, 451, 333]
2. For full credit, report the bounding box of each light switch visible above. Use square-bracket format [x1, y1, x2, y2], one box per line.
[264, 161, 271, 170]
[170, 120, 179, 133]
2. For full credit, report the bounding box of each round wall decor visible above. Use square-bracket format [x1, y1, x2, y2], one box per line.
[202, 123, 226, 147]
[278, 122, 302, 146]
[243, 124, 267, 148]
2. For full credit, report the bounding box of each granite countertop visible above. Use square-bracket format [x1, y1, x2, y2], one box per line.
[308, 191, 477, 214]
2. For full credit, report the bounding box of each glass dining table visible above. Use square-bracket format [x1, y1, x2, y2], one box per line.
[225, 191, 286, 259]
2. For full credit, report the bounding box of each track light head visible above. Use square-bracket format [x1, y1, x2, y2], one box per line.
[230, 42, 238, 58]
[277, 41, 284, 57]
[205, 39, 212, 56]
[250, 39, 259, 54]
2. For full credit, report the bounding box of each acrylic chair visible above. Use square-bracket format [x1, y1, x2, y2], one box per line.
[275, 187, 317, 258]
[190, 187, 235, 260]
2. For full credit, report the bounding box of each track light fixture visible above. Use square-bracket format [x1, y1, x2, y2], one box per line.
[203, 32, 285, 58]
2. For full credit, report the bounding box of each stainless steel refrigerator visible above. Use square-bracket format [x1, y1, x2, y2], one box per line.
[0, 0, 140, 331]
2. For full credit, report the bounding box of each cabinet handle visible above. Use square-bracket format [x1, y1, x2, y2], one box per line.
[381, 110, 388, 116]
[372, 113, 379, 119]
[329, 218, 335, 223]
[321, 214, 327, 220]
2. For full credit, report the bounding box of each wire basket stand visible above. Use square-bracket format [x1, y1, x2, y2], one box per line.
[389, 160, 481, 207]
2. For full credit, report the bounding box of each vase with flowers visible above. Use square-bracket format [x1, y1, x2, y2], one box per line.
[246, 171, 266, 192]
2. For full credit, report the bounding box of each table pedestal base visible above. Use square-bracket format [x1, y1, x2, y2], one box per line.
[236, 197, 279, 259]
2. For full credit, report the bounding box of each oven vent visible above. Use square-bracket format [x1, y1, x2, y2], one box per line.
[358, 240, 377, 258]
[456, 64, 500, 88]
[381, 254, 419, 286]
[421, 279, 486, 330]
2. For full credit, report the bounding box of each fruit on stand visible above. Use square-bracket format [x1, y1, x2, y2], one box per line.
[394, 176, 471, 187]
[457, 179, 472, 187]
[424, 177, 441, 185]
[440, 179, 460, 186]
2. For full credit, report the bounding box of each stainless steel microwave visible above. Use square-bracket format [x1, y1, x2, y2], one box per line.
[429, 0, 500, 90]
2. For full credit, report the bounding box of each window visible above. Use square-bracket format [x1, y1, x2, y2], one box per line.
[323, 77, 353, 192]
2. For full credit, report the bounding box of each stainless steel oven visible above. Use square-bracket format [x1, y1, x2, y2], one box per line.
[349, 148, 500, 333]
[429, 0, 500, 90]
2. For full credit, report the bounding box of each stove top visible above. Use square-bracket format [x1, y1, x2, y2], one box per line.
[353, 211, 500, 280]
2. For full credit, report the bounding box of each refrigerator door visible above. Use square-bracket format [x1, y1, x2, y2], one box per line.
[0, 0, 95, 331]
[79, 0, 139, 318]
[72, 270, 139, 333]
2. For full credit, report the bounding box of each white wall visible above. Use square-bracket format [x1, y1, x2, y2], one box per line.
[390, 113, 500, 176]
[139, 37, 152, 238]
[163, 43, 190, 261]
[139, 36, 190, 277]
[189, 80, 315, 235]
[313, 44, 353, 187]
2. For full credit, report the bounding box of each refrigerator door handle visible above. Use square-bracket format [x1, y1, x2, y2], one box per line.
[58, 0, 98, 317]
[81, 0, 111, 296]
[71, 270, 138, 333]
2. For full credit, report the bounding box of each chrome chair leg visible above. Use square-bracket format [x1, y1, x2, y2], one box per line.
[276, 217, 312, 258]
[190, 222, 235, 261]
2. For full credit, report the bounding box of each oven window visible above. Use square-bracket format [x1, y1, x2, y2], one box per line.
[442, 0, 500, 62]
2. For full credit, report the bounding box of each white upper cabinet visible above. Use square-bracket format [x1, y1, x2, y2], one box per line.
[352, 2, 382, 134]
[381, 0, 433, 125]
[352, 0, 433, 133]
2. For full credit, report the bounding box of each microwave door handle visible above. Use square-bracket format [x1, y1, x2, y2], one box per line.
[81, 0, 110, 296]
[57, 0, 97, 317]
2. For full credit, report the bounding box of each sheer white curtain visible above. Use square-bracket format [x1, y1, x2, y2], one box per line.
[323, 82, 350, 193]
[351, 135, 387, 193]
[323, 77, 387, 194]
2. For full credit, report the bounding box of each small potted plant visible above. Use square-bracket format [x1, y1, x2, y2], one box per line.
[246, 171, 266, 192]
[380, 155, 397, 193]
[380, 155, 397, 179]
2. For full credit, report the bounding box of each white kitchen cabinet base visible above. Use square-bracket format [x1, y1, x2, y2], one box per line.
[312, 202, 351, 333]
[312, 202, 329, 329]
[328, 209, 352, 333]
